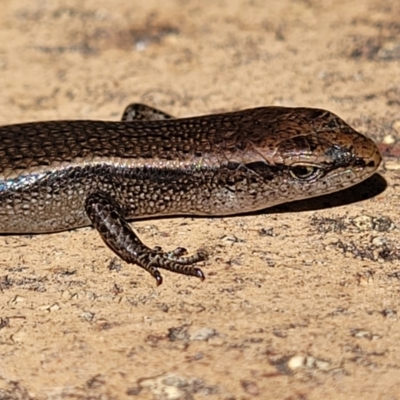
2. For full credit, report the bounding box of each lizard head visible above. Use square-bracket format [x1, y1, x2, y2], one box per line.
[216, 107, 382, 210]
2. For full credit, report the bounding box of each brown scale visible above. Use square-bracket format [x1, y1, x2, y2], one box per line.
[0, 104, 381, 284]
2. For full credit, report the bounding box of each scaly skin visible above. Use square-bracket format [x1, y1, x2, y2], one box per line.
[0, 104, 382, 284]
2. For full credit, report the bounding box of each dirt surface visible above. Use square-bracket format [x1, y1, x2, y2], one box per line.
[0, 0, 400, 399]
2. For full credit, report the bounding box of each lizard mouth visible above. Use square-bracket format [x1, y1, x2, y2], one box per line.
[351, 134, 382, 178]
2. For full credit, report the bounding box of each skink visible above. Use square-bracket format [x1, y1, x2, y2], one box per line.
[0, 104, 382, 284]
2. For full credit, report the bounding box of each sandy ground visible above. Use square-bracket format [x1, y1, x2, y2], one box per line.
[0, 0, 400, 399]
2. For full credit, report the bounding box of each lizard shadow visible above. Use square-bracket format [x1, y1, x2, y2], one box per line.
[260, 173, 387, 215]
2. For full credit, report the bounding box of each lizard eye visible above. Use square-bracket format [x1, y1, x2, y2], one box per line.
[290, 165, 321, 180]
